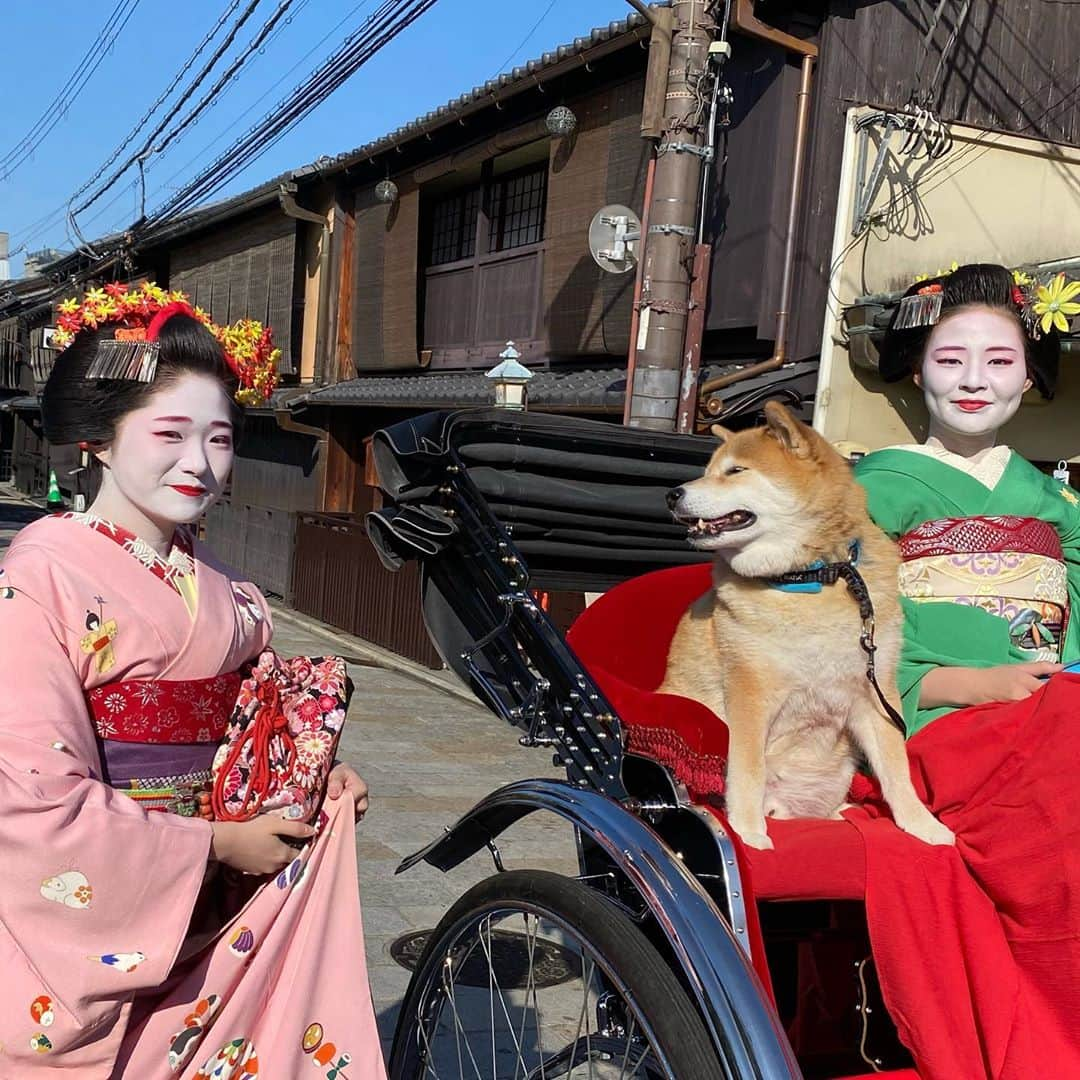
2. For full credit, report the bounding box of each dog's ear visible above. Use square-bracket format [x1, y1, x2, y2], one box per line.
[763, 401, 815, 459]
[709, 423, 733, 444]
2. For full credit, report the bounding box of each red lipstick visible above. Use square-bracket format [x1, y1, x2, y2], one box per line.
[169, 484, 207, 497]
[953, 400, 990, 412]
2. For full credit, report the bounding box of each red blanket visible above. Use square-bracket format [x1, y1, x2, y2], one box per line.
[568, 566, 1080, 1078]
[852, 673, 1080, 1079]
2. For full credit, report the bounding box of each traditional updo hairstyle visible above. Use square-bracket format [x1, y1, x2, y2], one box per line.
[877, 262, 1061, 399]
[41, 313, 244, 446]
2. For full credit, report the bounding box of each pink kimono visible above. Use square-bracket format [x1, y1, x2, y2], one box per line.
[0, 514, 386, 1078]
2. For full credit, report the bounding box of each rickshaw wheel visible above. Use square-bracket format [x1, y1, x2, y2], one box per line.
[389, 869, 724, 1080]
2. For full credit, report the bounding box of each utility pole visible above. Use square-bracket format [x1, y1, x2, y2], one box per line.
[625, 0, 716, 431]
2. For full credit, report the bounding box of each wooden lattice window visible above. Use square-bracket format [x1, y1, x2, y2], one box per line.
[487, 165, 547, 253]
[428, 187, 481, 266]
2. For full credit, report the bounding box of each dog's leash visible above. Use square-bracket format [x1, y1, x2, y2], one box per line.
[769, 543, 908, 733]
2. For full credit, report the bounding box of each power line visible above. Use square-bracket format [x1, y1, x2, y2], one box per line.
[11, 0, 313, 257]
[69, 0, 270, 226]
[0, 0, 142, 180]
[94, 0, 373, 238]
[150, 0, 301, 159]
[143, 0, 440, 228]
[492, 0, 560, 79]
[16, 0, 440, 286]
[66, 0, 248, 210]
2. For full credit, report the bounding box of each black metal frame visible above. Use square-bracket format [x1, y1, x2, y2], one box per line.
[367, 409, 802, 1078]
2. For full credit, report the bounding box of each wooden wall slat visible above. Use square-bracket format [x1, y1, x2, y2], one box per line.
[168, 208, 296, 371]
[544, 86, 614, 355]
[351, 190, 386, 370]
[601, 74, 650, 356]
[380, 184, 420, 369]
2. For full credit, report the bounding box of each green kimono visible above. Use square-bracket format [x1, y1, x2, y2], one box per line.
[855, 448, 1080, 735]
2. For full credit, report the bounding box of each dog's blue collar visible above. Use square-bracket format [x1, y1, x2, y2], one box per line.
[767, 540, 861, 594]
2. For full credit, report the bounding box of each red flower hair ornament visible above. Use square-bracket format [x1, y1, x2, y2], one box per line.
[50, 282, 280, 405]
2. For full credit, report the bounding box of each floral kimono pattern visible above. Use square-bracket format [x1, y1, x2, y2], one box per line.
[0, 514, 386, 1078]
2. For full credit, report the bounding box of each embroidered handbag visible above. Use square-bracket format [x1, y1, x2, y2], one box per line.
[210, 650, 351, 823]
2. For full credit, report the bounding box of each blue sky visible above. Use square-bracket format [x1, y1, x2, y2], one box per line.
[0, 0, 634, 276]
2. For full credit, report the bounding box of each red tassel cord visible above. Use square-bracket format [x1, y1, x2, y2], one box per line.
[211, 676, 295, 822]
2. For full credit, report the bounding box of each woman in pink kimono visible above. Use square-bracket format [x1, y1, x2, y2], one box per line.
[0, 284, 386, 1078]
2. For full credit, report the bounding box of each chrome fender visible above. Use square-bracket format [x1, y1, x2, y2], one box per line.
[396, 778, 801, 1079]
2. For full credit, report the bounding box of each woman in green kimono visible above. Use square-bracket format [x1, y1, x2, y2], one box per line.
[855, 263, 1078, 734]
[845, 263, 1080, 1079]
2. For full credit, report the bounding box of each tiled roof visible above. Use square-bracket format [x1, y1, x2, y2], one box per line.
[287, 358, 819, 415]
[0, 385, 302, 415]
[293, 367, 629, 413]
[307, 8, 659, 173]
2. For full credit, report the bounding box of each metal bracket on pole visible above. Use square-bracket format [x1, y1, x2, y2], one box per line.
[597, 213, 641, 264]
[649, 223, 696, 237]
[660, 141, 715, 162]
[851, 113, 906, 235]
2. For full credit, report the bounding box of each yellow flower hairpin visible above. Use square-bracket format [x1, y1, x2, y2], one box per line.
[1032, 272, 1080, 335]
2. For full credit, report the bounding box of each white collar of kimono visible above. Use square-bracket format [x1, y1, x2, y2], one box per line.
[887, 438, 1011, 491]
[67, 511, 195, 577]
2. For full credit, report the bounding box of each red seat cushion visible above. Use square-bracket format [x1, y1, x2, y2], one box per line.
[724, 812, 868, 901]
[568, 563, 713, 694]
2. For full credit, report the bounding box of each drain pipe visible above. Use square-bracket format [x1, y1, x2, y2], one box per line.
[279, 181, 331, 384]
[697, 2, 818, 419]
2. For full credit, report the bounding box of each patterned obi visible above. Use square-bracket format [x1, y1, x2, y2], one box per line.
[87, 672, 243, 816]
[898, 516, 1068, 660]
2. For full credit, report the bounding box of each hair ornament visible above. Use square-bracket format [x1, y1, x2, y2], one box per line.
[895, 263, 1080, 340]
[49, 282, 280, 404]
[1026, 271, 1080, 337]
[894, 282, 944, 331]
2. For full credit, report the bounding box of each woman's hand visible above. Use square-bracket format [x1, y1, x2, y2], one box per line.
[327, 761, 369, 819]
[210, 817, 315, 875]
[920, 662, 1062, 708]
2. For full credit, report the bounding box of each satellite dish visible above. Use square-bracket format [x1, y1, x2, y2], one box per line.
[588, 204, 641, 274]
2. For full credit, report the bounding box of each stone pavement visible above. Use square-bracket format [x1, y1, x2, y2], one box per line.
[270, 605, 576, 1056]
[0, 489, 578, 1061]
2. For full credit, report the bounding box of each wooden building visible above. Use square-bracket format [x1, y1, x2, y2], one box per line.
[3, 0, 1080, 661]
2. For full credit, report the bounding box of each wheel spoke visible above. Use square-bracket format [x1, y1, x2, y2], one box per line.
[511, 917, 533, 1080]
[583, 957, 596, 1080]
[478, 913, 530, 1074]
[526, 915, 547, 1080]
[396, 875, 709, 1080]
[617, 1014, 638, 1080]
[444, 957, 484, 1079]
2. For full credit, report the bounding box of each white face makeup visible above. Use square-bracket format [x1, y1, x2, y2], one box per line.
[93, 372, 235, 538]
[916, 307, 1032, 447]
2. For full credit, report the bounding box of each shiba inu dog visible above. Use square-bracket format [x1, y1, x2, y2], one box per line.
[661, 402, 954, 851]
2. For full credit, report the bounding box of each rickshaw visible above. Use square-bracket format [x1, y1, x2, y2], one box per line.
[367, 408, 913, 1080]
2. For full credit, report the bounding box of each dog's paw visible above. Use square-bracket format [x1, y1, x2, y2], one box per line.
[729, 821, 774, 850]
[898, 813, 956, 847]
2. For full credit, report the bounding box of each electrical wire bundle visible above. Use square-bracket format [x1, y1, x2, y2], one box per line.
[0, 0, 142, 186]
[141, 0, 439, 232]
[67, 0, 284, 244]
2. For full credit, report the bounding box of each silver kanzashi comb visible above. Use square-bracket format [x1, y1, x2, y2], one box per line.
[86, 340, 160, 383]
[893, 289, 944, 331]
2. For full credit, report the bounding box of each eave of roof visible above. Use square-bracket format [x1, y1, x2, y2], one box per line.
[304, 8, 658, 176]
